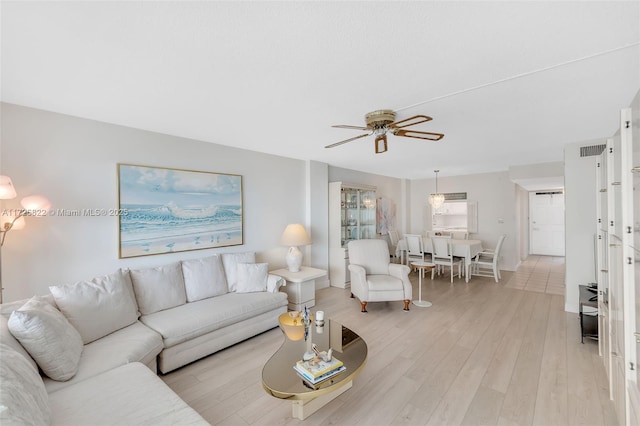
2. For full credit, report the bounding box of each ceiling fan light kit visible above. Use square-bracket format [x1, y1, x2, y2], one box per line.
[327, 109, 444, 153]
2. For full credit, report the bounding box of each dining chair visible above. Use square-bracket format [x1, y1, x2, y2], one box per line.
[388, 229, 401, 262]
[471, 234, 507, 282]
[431, 236, 464, 283]
[450, 231, 469, 240]
[404, 234, 429, 272]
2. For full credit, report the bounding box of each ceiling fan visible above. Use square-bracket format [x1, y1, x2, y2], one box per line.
[326, 109, 444, 154]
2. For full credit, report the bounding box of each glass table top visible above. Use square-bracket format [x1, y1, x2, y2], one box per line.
[262, 317, 368, 400]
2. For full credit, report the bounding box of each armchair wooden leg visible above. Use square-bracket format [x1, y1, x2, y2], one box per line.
[350, 293, 354, 298]
[403, 300, 410, 311]
[360, 302, 367, 313]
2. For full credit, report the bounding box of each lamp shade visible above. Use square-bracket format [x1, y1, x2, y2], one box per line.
[280, 224, 312, 246]
[0, 176, 17, 199]
[1, 212, 26, 230]
[429, 193, 445, 209]
[21, 195, 52, 212]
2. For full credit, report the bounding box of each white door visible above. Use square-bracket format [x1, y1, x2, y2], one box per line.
[529, 192, 565, 256]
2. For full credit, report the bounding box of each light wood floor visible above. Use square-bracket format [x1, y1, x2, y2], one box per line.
[161, 261, 617, 426]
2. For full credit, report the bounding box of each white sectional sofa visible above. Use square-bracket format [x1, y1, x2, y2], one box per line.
[0, 251, 288, 425]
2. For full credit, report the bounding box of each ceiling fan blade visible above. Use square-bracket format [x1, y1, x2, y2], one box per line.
[389, 115, 433, 129]
[325, 133, 371, 149]
[394, 129, 444, 141]
[331, 124, 370, 131]
[375, 134, 388, 154]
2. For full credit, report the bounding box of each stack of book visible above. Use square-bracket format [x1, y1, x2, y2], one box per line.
[294, 356, 346, 386]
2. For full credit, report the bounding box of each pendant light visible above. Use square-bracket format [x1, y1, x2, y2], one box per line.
[429, 170, 445, 208]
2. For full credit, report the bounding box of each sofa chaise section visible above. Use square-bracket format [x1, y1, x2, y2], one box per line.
[48, 362, 208, 425]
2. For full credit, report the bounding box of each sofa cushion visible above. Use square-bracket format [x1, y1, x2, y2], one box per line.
[0, 343, 51, 426]
[42, 321, 163, 393]
[221, 251, 256, 292]
[7, 296, 83, 381]
[0, 314, 38, 372]
[48, 362, 208, 425]
[235, 262, 268, 293]
[130, 262, 187, 315]
[181, 255, 228, 302]
[140, 291, 287, 348]
[49, 269, 139, 344]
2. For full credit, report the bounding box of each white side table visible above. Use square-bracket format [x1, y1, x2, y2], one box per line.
[270, 266, 327, 311]
[410, 261, 435, 308]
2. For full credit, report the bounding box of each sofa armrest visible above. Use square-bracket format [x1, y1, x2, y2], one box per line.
[267, 274, 285, 293]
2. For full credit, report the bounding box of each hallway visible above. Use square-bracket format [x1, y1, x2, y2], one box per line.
[505, 255, 566, 295]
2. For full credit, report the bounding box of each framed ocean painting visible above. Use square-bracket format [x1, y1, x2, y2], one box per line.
[117, 164, 243, 258]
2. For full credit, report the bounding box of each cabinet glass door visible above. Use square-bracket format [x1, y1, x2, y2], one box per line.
[340, 187, 376, 247]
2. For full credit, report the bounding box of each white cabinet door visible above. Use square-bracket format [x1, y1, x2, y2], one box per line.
[621, 106, 640, 425]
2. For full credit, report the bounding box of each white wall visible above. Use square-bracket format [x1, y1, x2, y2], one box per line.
[563, 139, 600, 312]
[306, 160, 330, 288]
[1, 103, 310, 301]
[408, 171, 520, 271]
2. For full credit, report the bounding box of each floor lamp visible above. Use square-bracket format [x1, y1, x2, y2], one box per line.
[0, 175, 51, 304]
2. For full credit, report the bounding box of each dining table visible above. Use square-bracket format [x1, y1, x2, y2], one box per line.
[396, 237, 484, 283]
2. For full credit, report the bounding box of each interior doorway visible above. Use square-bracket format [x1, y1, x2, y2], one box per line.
[529, 191, 565, 256]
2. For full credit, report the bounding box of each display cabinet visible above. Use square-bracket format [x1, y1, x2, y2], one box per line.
[329, 182, 377, 288]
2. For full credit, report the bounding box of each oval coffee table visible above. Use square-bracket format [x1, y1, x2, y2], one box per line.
[262, 316, 367, 420]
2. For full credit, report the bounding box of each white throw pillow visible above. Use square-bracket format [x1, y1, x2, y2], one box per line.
[130, 262, 187, 315]
[235, 263, 269, 293]
[221, 252, 256, 292]
[7, 296, 83, 381]
[49, 269, 139, 344]
[0, 343, 51, 425]
[181, 255, 228, 302]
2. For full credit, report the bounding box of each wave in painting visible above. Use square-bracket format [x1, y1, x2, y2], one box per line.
[119, 203, 242, 256]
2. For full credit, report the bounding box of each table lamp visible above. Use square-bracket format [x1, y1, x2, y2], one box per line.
[280, 223, 311, 272]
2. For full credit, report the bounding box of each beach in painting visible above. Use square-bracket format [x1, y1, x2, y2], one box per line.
[118, 165, 243, 257]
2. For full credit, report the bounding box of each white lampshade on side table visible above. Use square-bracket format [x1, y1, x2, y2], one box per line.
[280, 224, 312, 272]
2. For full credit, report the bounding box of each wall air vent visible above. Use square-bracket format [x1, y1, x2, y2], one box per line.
[535, 191, 563, 195]
[444, 192, 467, 200]
[580, 144, 606, 157]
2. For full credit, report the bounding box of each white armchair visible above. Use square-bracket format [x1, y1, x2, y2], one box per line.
[347, 239, 412, 312]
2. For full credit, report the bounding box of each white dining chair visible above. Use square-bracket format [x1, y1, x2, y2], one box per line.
[388, 229, 401, 262]
[431, 236, 463, 283]
[471, 234, 506, 282]
[404, 234, 429, 271]
[450, 231, 469, 240]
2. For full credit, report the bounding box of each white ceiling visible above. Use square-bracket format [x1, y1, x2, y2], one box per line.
[2, 1, 639, 181]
